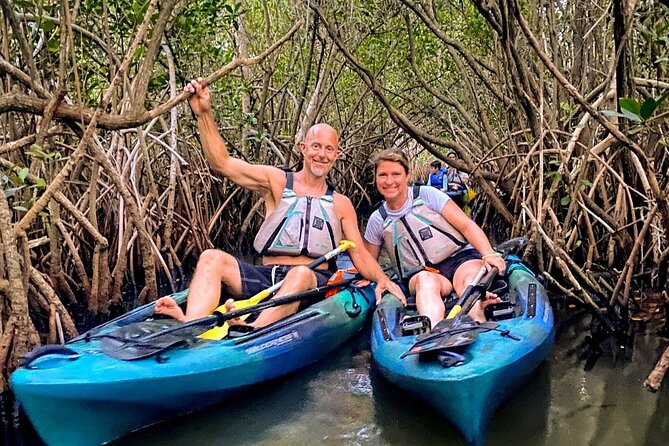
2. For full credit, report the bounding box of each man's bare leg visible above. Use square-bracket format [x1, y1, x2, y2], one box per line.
[154, 249, 242, 322]
[227, 265, 318, 328]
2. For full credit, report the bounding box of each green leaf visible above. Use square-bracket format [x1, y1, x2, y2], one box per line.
[41, 20, 55, 33]
[18, 167, 29, 182]
[47, 38, 60, 53]
[12, 205, 28, 212]
[619, 97, 641, 116]
[547, 171, 562, 182]
[560, 195, 571, 206]
[640, 97, 658, 120]
[575, 240, 582, 248]
[35, 178, 47, 190]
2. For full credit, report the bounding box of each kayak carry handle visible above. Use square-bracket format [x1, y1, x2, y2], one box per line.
[19, 345, 79, 368]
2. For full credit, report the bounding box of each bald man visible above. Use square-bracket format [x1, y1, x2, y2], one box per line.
[155, 80, 405, 328]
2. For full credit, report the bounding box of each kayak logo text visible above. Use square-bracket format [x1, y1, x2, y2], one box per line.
[245, 331, 300, 354]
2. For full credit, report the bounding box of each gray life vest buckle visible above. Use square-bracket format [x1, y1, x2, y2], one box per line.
[401, 315, 431, 336]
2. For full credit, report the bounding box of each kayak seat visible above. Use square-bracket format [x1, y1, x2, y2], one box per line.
[226, 324, 255, 339]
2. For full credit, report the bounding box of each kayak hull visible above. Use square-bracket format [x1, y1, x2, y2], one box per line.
[371, 259, 554, 446]
[11, 285, 375, 446]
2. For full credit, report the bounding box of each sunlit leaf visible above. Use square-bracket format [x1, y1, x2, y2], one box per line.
[18, 167, 29, 182]
[620, 108, 642, 122]
[601, 110, 628, 119]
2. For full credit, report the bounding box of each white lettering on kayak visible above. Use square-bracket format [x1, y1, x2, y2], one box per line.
[245, 330, 300, 354]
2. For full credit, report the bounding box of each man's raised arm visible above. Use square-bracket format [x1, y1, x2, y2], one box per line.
[185, 79, 283, 194]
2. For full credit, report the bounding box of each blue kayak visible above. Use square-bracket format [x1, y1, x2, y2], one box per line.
[10, 284, 375, 446]
[371, 257, 554, 446]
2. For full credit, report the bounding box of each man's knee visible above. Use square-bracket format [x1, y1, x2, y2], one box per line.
[196, 249, 237, 274]
[286, 265, 317, 288]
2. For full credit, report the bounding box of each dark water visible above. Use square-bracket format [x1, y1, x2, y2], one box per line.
[4, 306, 668, 446]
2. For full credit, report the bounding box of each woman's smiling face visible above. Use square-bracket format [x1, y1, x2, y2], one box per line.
[375, 160, 409, 202]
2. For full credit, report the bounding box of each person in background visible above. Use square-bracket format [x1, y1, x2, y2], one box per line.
[427, 160, 448, 191]
[446, 152, 469, 191]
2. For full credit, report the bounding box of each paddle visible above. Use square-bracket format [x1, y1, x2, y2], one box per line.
[100, 277, 360, 360]
[200, 239, 356, 340]
[399, 266, 500, 359]
[400, 316, 501, 358]
[445, 265, 488, 320]
[456, 266, 499, 317]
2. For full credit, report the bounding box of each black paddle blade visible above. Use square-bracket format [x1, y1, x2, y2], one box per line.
[101, 334, 186, 360]
[403, 330, 480, 357]
[400, 316, 500, 358]
[100, 320, 206, 360]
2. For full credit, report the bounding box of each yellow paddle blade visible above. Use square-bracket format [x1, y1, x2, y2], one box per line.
[198, 315, 249, 340]
[209, 289, 270, 317]
[339, 239, 356, 251]
[199, 290, 271, 340]
[464, 187, 477, 204]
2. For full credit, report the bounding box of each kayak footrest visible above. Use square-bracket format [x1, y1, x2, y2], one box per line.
[484, 302, 516, 321]
[401, 315, 431, 336]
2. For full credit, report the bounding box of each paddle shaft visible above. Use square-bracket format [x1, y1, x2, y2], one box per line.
[209, 240, 356, 315]
[446, 265, 487, 320]
[455, 267, 499, 318]
[141, 278, 359, 341]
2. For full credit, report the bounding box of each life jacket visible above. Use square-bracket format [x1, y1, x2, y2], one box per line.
[379, 186, 468, 279]
[428, 167, 448, 189]
[447, 168, 467, 189]
[253, 171, 343, 258]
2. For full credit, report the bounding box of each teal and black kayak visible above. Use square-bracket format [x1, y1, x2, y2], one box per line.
[371, 256, 554, 446]
[11, 284, 375, 446]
